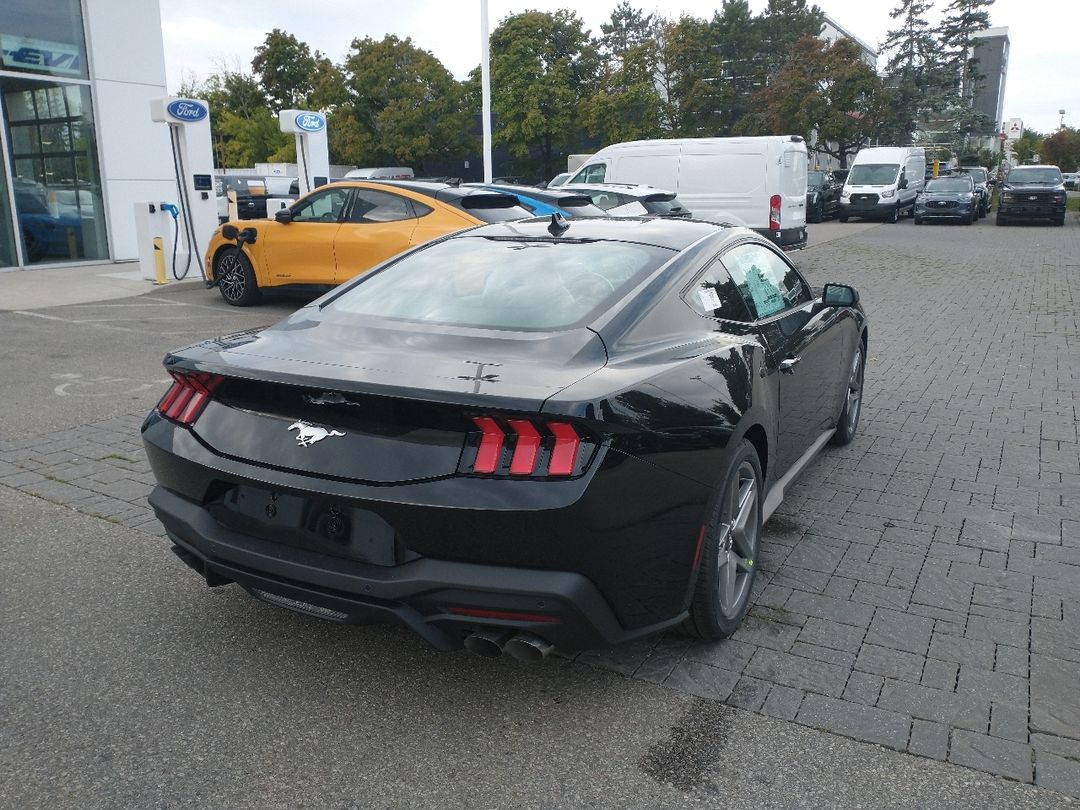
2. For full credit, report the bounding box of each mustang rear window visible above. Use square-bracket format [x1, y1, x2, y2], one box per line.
[330, 236, 673, 330]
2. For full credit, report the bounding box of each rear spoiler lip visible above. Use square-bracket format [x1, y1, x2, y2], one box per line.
[459, 193, 520, 210]
[642, 193, 677, 203]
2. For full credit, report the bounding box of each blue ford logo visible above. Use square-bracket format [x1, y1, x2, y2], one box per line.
[295, 113, 325, 132]
[167, 99, 208, 122]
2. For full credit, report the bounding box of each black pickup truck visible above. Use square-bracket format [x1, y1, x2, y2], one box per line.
[996, 165, 1067, 226]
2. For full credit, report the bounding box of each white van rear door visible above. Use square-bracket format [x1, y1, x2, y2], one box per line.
[780, 144, 807, 229]
[678, 149, 767, 226]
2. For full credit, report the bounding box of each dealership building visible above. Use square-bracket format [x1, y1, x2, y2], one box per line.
[1, 0, 174, 269]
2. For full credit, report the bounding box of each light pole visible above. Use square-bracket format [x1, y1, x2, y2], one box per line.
[480, 0, 493, 183]
[1059, 109, 1066, 130]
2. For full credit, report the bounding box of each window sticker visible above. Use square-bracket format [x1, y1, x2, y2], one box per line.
[697, 285, 722, 312]
[742, 264, 786, 317]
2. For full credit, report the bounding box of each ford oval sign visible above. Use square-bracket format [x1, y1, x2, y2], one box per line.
[295, 112, 325, 132]
[167, 99, 208, 122]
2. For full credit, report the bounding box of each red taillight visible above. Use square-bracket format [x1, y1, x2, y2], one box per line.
[464, 417, 591, 478]
[546, 422, 580, 476]
[471, 417, 505, 474]
[769, 194, 781, 231]
[506, 419, 541, 475]
[157, 372, 223, 426]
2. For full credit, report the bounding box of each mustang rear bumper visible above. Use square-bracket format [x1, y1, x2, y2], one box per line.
[150, 486, 683, 651]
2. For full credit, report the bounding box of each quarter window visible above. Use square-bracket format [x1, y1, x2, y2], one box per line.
[720, 243, 810, 319]
[685, 260, 753, 322]
[290, 188, 349, 222]
[346, 189, 414, 223]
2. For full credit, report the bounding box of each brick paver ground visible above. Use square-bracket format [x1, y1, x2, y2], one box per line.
[1, 215, 1078, 796]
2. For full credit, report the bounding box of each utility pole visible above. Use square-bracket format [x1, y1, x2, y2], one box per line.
[480, 0, 493, 183]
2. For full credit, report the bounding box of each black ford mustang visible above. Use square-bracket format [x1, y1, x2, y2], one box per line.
[143, 217, 867, 660]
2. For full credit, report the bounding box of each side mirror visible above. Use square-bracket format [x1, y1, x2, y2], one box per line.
[275, 208, 294, 223]
[822, 283, 859, 308]
[899, 178, 909, 190]
[220, 224, 238, 240]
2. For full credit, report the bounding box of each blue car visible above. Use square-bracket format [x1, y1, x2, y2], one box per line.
[914, 176, 976, 225]
[473, 184, 607, 218]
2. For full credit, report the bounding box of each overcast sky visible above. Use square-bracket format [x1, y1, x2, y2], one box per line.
[160, 0, 1079, 135]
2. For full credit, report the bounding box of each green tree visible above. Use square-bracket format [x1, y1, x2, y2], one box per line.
[488, 10, 598, 175]
[251, 29, 318, 111]
[179, 69, 290, 167]
[582, 4, 664, 143]
[879, 0, 947, 145]
[937, 0, 995, 141]
[1010, 128, 1042, 164]
[741, 36, 886, 167]
[758, 0, 826, 77]
[1040, 127, 1080, 171]
[653, 15, 725, 136]
[339, 35, 475, 170]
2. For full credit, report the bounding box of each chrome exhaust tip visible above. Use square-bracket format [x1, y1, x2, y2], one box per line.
[463, 628, 513, 658]
[503, 633, 554, 662]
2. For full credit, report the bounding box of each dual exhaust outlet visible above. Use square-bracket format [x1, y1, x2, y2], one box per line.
[464, 628, 554, 662]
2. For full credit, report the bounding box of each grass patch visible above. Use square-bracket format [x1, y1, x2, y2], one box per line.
[1067, 194, 1080, 213]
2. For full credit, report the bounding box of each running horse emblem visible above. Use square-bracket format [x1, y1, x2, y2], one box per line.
[288, 420, 346, 447]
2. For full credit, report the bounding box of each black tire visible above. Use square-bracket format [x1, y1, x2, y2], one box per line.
[809, 201, 823, 223]
[965, 212, 974, 225]
[215, 248, 261, 306]
[838, 215, 848, 223]
[1054, 216, 1065, 226]
[887, 205, 899, 224]
[996, 212, 1007, 225]
[831, 342, 865, 446]
[683, 441, 763, 641]
[914, 216, 922, 225]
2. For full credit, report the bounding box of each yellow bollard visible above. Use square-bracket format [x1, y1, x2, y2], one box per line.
[932, 159, 940, 178]
[152, 236, 168, 285]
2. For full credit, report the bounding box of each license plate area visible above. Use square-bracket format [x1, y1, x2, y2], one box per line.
[208, 485, 402, 566]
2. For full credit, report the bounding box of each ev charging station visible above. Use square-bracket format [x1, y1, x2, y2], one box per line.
[279, 109, 329, 197]
[135, 97, 218, 282]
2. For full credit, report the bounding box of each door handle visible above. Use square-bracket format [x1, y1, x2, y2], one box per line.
[779, 357, 801, 374]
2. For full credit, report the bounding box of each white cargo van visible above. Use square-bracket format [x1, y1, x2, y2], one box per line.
[566, 136, 808, 248]
[838, 147, 925, 223]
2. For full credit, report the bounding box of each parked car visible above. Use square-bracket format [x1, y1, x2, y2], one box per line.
[13, 180, 85, 262]
[545, 172, 572, 188]
[344, 167, 415, 180]
[996, 165, 1067, 226]
[567, 135, 808, 248]
[839, 146, 926, 223]
[949, 167, 990, 217]
[832, 169, 849, 186]
[914, 175, 976, 225]
[561, 182, 692, 218]
[205, 180, 532, 306]
[1062, 172, 1079, 190]
[471, 183, 608, 218]
[145, 217, 867, 657]
[805, 170, 842, 222]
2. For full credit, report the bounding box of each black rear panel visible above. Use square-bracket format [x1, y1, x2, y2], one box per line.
[196, 379, 472, 484]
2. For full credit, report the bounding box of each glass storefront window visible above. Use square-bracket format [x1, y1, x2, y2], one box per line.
[0, 150, 15, 267]
[1, 0, 88, 80]
[2, 77, 108, 264]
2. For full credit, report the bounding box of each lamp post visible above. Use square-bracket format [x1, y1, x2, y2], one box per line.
[480, 0, 493, 183]
[1059, 109, 1066, 131]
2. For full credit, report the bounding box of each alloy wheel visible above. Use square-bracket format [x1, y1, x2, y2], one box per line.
[845, 349, 864, 435]
[218, 254, 245, 302]
[717, 461, 759, 619]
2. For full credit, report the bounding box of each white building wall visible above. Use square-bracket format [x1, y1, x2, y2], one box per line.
[83, 0, 174, 261]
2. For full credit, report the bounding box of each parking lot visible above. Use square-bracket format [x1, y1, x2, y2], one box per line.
[1, 214, 1078, 807]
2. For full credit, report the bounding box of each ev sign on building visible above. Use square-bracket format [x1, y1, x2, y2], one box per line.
[0, 35, 83, 76]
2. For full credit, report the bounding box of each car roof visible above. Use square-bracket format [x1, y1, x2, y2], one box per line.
[451, 216, 733, 251]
